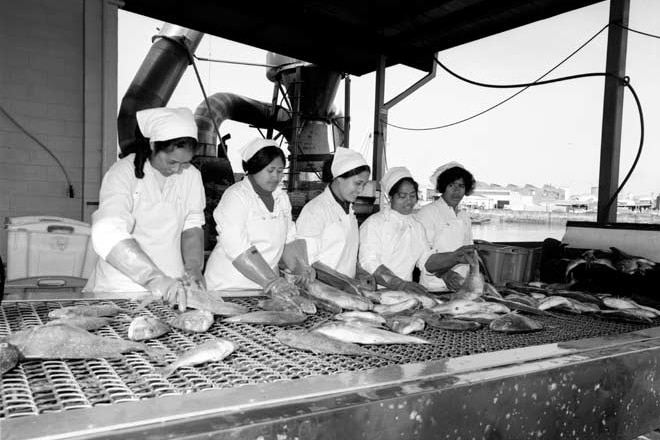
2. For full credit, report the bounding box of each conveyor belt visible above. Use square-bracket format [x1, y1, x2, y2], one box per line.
[0, 297, 651, 420]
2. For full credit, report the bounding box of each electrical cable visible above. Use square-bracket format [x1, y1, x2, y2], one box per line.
[616, 23, 660, 40]
[0, 104, 74, 198]
[385, 24, 610, 131]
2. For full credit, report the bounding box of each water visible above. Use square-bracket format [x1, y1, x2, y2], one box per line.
[472, 220, 565, 243]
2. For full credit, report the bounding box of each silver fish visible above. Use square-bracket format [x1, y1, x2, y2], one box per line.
[432, 299, 486, 316]
[538, 296, 573, 311]
[47, 316, 112, 331]
[335, 311, 386, 327]
[454, 251, 484, 300]
[128, 316, 170, 341]
[312, 322, 430, 345]
[156, 339, 236, 378]
[275, 330, 395, 360]
[453, 312, 501, 324]
[373, 298, 420, 316]
[489, 312, 543, 333]
[6, 324, 164, 360]
[169, 310, 214, 332]
[187, 291, 249, 317]
[48, 304, 130, 319]
[385, 316, 425, 335]
[223, 311, 307, 326]
[305, 281, 373, 311]
[602, 297, 660, 317]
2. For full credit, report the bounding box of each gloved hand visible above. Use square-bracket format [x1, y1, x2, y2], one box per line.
[454, 245, 475, 264]
[440, 270, 465, 291]
[181, 227, 205, 291]
[105, 238, 187, 310]
[234, 246, 298, 297]
[264, 277, 299, 298]
[147, 276, 187, 311]
[293, 265, 316, 288]
[281, 239, 315, 287]
[355, 265, 376, 291]
[373, 264, 425, 293]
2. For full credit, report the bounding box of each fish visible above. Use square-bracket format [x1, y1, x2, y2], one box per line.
[565, 257, 586, 282]
[505, 282, 547, 295]
[257, 298, 301, 312]
[550, 290, 603, 306]
[489, 312, 543, 334]
[453, 312, 501, 324]
[379, 290, 436, 309]
[503, 294, 538, 308]
[566, 299, 600, 313]
[275, 330, 395, 360]
[1, 342, 21, 375]
[223, 311, 307, 326]
[413, 309, 481, 330]
[527, 281, 547, 288]
[486, 296, 550, 317]
[290, 295, 318, 314]
[530, 292, 547, 300]
[156, 339, 236, 378]
[304, 281, 373, 311]
[169, 310, 215, 332]
[432, 299, 485, 316]
[47, 316, 112, 331]
[598, 309, 655, 323]
[187, 291, 249, 316]
[6, 324, 165, 359]
[48, 303, 131, 319]
[361, 290, 383, 304]
[454, 251, 484, 300]
[610, 247, 657, 275]
[312, 261, 366, 297]
[538, 296, 574, 311]
[305, 294, 343, 314]
[385, 316, 425, 335]
[483, 283, 503, 299]
[312, 322, 430, 345]
[373, 298, 420, 316]
[335, 311, 386, 327]
[602, 297, 660, 317]
[127, 316, 170, 341]
[479, 302, 511, 314]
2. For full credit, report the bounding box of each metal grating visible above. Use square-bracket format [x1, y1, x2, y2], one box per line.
[0, 298, 652, 419]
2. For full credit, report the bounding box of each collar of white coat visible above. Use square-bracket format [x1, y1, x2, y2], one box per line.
[381, 205, 414, 224]
[435, 196, 465, 216]
[242, 177, 286, 204]
[322, 186, 354, 215]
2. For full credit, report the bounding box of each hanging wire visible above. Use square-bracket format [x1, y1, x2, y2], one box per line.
[385, 23, 610, 131]
[616, 23, 660, 39]
[0, 104, 74, 197]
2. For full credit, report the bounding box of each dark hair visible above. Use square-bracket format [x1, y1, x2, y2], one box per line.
[389, 177, 419, 199]
[242, 146, 285, 174]
[132, 128, 197, 179]
[436, 167, 475, 195]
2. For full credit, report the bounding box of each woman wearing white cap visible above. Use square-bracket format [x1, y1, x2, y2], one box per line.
[296, 147, 372, 281]
[358, 167, 434, 294]
[414, 162, 476, 291]
[85, 107, 205, 310]
[204, 138, 313, 294]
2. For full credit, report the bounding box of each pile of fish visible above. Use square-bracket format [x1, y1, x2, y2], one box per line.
[564, 247, 657, 282]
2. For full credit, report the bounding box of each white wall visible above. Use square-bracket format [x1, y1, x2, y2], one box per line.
[0, 0, 117, 261]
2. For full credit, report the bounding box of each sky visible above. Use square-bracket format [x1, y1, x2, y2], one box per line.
[118, 1, 660, 198]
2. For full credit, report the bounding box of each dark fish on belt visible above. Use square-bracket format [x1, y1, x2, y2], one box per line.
[486, 296, 551, 317]
[275, 330, 395, 360]
[156, 339, 236, 378]
[6, 324, 165, 359]
[47, 316, 112, 331]
[223, 311, 307, 326]
[169, 310, 214, 333]
[128, 316, 170, 341]
[413, 309, 481, 331]
[312, 321, 430, 344]
[1, 342, 21, 375]
[48, 303, 131, 319]
[489, 312, 543, 334]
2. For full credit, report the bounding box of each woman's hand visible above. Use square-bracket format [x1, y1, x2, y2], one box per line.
[440, 270, 465, 291]
[148, 276, 187, 311]
[454, 245, 475, 264]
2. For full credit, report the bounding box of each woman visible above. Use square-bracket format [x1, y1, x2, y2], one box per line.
[204, 138, 313, 294]
[296, 148, 373, 283]
[415, 161, 475, 292]
[358, 167, 433, 294]
[85, 107, 205, 310]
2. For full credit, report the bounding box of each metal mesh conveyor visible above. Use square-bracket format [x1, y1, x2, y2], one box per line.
[0, 297, 652, 420]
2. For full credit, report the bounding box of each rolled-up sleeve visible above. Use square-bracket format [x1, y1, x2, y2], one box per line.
[91, 166, 135, 259]
[183, 169, 206, 231]
[295, 204, 324, 262]
[214, 189, 250, 261]
[358, 216, 383, 274]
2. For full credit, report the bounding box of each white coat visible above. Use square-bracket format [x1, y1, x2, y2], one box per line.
[85, 155, 205, 292]
[414, 197, 473, 291]
[359, 207, 434, 282]
[296, 187, 359, 277]
[204, 178, 297, 291]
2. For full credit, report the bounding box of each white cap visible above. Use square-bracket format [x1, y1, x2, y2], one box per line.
[240, 138, 279, 162]
[136, 107, 197, 142]
[429, 161, 465, 186]
[381, 167, 413, 195]
[331, 148, 369, 178]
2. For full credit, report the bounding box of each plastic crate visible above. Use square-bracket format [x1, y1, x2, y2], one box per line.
[5, 216, 97, 281]
[476, 242, 541, 285]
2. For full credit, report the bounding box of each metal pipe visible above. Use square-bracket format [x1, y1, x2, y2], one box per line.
[372, 55, 387, 181]
[117, 24, 204, 155]
[344, 75, 351, 148]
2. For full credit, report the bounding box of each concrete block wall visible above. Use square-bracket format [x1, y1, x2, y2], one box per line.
[0, 0, 117, 263]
